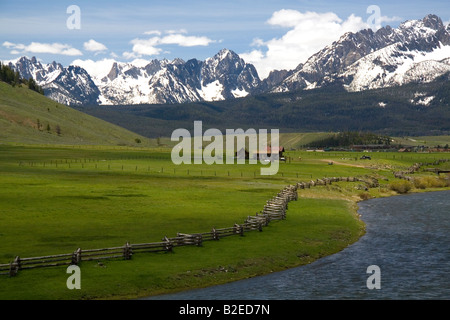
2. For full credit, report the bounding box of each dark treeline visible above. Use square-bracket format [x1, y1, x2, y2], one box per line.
[0, 62, 44, 95]
[306, 131, 392, 148]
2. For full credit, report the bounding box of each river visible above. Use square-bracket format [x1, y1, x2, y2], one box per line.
[146, 190, 450, 300]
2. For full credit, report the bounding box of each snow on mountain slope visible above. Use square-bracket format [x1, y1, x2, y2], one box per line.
[342, 43, 450, 91]
[94, 61, 158, 105]
[231, 87, 249, 98]
[72, 48, 259, 105]
[8, 57, 100, 105]
[198, 80, 224, 101]
[272, 14, 450, 93]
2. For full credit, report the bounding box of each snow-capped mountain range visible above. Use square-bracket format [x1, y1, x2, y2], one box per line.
[271, 14, 450, 93]
[82, 49, 260, 105]
[8, 56, 100, 105]
[5, 14, 450, 106]
[7, 49, 260, 105]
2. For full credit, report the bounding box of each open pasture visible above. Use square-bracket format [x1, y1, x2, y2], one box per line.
[0, 144, 448, 299]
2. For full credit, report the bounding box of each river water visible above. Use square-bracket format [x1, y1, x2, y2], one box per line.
[147, 190, 450, 300]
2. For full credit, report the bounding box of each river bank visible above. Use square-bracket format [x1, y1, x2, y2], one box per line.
[139, 175, 450, 300]
[147, 189, 450, 300]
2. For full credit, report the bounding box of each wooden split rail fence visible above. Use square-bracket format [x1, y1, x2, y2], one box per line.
[393, 159, 449, 181]
[2, 172, 396, 277]
[1, 174, 388, 277]
[1, 184, 299, 277]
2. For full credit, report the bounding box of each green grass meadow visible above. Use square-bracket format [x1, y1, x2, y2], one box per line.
[0, 144, 449, 299]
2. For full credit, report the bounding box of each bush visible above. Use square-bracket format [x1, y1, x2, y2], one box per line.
[389, 180, 413, 194]
[359, 192, 372, 200]
[413, 176, 449, 189]
[440, 175, 450, 187]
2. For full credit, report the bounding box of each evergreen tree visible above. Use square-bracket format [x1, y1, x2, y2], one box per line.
[28, 77, 36, 91]
[0, 64, 44, 94]
[13, 71, 20, 86]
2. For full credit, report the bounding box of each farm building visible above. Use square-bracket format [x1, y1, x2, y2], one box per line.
[235, 148, 250, 160]
[252, 146, 285, 160]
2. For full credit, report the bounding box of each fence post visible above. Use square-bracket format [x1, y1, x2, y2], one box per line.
[234, 224, 244, 236]
[9, 256, 20, 277]
[163, 236, 173, 252]
[71, 248, 81, 265]
[123, 242, 132, 260]
[211, 227, 219, 240]
[196, 234, 203, 247]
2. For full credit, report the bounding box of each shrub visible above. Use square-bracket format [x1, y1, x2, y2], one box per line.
[413, 176, 449, 189]
[389, 180, 413, 194]
[359, 192, 371, 200]
[439, 175, 450, 187]
[414, 177, 430, 189]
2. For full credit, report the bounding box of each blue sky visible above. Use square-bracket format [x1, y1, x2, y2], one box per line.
[1, 0, 449, 78]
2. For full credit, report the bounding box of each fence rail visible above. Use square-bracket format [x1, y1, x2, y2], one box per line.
[393, 159, 449, 180]
[2, 183, 300, 277]
[4, 163, 447, 277]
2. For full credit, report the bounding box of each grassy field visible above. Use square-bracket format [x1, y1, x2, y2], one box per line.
[0, 82, 154, 146]
[390, 136, 450, 147]
[0, 144, 449, 300]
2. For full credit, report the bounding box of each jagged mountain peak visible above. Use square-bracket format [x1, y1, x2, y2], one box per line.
[106, 62, 120, 81]
[422, 14, 444, 30]
[171, 58, 186, 65]
[215, 48, 239, 60]
[399, 14, 444, 31]
[199, 48, 260, 100]
[272, 14, 450, 93]
[205, 49, 244, 68]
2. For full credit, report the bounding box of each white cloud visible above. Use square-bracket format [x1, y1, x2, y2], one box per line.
[83, 39, 108, 52]
[379, 15, 403, 24]
[143, 30, 162, 36]
[165, 29, 188, 34]
[159, 34, 214, 47]
[2, 41, 15, 48]
[2, 41, 82, 56]
[124, 30, 216, 59]
[122, 51, 140, 60]
[250, 38, 265, 47]
[266, 9, 334, 28]
[241, 11, 369, 78]
[129, 38, 162, 57]
[240, 10, 372, 79]
[130, 58, 151, 68]
[71, 58, 116, 79]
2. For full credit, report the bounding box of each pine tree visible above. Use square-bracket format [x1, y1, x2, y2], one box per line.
[28, 77, 36, 91]
[14, 71, 20, 86]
